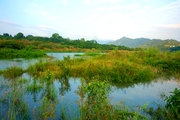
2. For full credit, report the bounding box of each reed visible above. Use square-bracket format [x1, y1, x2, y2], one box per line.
[2, 66, 24, 79]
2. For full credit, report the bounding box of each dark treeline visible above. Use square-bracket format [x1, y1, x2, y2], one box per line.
[0, 32, 133, 50]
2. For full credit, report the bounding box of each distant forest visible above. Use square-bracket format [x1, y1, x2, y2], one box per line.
[0, 32, 133, 50]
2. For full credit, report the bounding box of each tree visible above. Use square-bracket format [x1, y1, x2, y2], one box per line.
[51, 33, 62, 40]
[80, 38, 85, 42]
[3, 33, 10, 37]
[26, 35, 33, 41]
[14, 32, 25, 39]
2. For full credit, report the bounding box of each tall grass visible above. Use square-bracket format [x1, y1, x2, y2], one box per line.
[2, 66, 24, 79]
[0, 48, 179, 119]
[24, 49, 180, 85]
[75, 79, 148, 120]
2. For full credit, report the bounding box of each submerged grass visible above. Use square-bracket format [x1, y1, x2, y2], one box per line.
[75, 79, 148, 120]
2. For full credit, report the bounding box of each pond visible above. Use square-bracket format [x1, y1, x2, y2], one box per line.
[0, 52, 83, 70]
[0, 53, 179, 119]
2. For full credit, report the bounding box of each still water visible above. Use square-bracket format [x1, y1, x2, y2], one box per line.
[0, 52, 83, 70]
[0, 53, 179, 119]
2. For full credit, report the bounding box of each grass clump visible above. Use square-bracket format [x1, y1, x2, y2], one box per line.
[76, 79, 148, 120]
[2, 66, 24, 79]
[25, 48, 179, 84]
[17, 78, 29, 84]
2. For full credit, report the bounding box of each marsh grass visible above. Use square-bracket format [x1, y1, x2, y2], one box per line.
[35, 97, 58, 120]
[17, 78, 29, 84]
[75, 79, 148, 120]
[0, 77, 30, 120]
[0, 49, 179, 119]
[25, 49, 180, 85]
[0, 48, 46, 59]
[2, 66, 24, 79]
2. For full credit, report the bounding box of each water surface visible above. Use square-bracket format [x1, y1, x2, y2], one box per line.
[0, 52, 83, 70]
[0, 53, 179, 119]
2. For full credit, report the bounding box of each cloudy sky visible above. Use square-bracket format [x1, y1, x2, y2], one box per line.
[0, 0, 180, 41]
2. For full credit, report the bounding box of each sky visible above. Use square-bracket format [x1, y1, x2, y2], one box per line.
[0, 0, 180, 41]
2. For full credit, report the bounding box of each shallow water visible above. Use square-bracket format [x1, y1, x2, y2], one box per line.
[0, 53, 179, 119]
[0, 52, 83, 70]
[0, 74, 179, 119]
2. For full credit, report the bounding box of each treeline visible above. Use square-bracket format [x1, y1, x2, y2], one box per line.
[0, 32, 132, 50]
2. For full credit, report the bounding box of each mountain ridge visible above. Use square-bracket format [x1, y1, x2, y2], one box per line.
[108, 37, 151, 48]
[108, 37, 180, 50]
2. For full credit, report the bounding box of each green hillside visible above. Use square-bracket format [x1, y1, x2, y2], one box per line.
[108, 37, 150, 48]
[139, 39, 180, 51]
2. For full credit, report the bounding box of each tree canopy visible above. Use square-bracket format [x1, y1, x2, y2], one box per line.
[0, 32, 132, 50]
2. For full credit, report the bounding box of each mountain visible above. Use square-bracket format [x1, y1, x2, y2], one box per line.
[139, 39, 180, 51]
[108, 37, 151, 48]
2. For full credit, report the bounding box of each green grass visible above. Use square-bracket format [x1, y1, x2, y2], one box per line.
[75, 79, 148, 120]
[24, 49, 180, 84]
[2, 66, 24, 79]
[0, 48, 46, 59]
[0, 48, 179, 119]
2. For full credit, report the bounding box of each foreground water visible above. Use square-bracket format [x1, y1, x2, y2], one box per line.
[0, 53, 179, 119]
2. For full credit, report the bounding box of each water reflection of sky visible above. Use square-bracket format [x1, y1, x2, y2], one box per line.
[109, 78, 179, 108]
[0, 74, 179, 119]
[0, 53, 179, 119]
[0, 52, 84, 70]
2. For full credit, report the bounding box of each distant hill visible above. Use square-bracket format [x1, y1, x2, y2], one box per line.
[108, 37, 150, 48]
[139, 39, 180, 51]
[108, 37, 180, 51]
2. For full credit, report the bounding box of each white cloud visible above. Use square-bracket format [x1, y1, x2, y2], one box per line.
[26, 4, 58, 21]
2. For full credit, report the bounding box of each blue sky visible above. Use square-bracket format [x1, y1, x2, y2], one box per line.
[0, 0, 180, 41]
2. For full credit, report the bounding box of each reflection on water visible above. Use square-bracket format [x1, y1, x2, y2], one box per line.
[46, 52, 83, 60]
[0, 52, 83, 70]
[0, 53, 179, 119]
[109, 77, 179, 108]
[0, 72, 179, 119]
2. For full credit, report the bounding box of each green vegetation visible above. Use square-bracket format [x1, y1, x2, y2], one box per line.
[139, 39, 180, 51]
[0, 32, 132, 52]
[109, 36, 180, 51]
[145, 88, 180, 120]
[0, 48, 46, 59]
[1, 66, 24, 79]
[0, 39, 179, 120]
[0, 39, 46, 59]
[76, 79, 148, 119]
[36, 97, 58, 120]
[22, 49, 179, 85]
[0, 32, 133, 59]
[109, 36, 150, 48]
